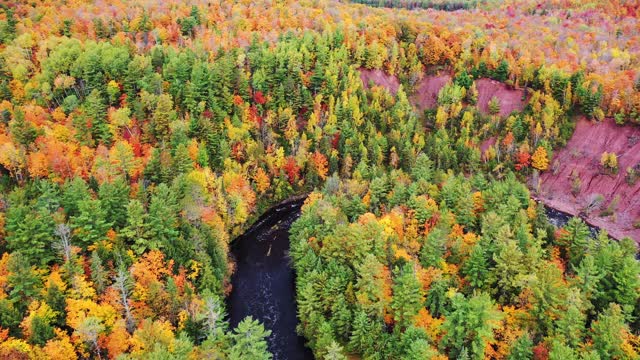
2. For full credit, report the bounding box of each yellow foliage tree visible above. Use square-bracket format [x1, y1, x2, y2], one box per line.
[253, 167, 271, 194]
[42, 330, 77, 360]
[601, 151, 618, 173]
[531, 146, 549, 171]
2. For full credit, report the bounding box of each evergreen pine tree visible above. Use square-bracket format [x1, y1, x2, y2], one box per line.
[146, 183, 180, 251]
[507, 334, 533, 360]
[391, 263, 423, 329]
[463, 243, 489, 289]
[84, 89, 112, 145]
[9, 109, 39, 147]
[153, 94, 175, 143]
[324, 341, 347, 360]
[591, 304, 628, 360]
[71, 199, 112, 248]
[563, 218, 590, 269]
[173, 143, 193, 175]
[441, 293, 502, 360]
[228, 317, 272, 360]
[493, 60, 509, 82]
[98, 177, 130, 229]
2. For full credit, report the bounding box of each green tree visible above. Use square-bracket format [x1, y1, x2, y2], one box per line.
[405, 339, 440, 360]
[0, 8, 17, 43]
[173, 143, 193, 175]
[488, 96, 501, 115]
[124, 54, 153, 98]
[553, 303, 585, 349]
[529, 264, 567, 337]
[61, 177, 91, 218]
[548, 339, 577, 360]
[324, 341, 347, 360]
[98, 177, 130, 229]
[9, 109, 39, 147]
[71, 198, 112, 248]
[576, 84, 602, 119]
[562, 218, 590, 269]
[355, 254, 389, 319]
[5, 190, 55, 266]
[491, 237, 526, 304]
[573, 254, 602, 316]
[391, 263, 423, 329]
[440, 175, 474, 229]
[146, 183, 180, 252]
[425, 277, 451, 318]
[330, 294, 352, 341]
[7, 254, 43, 310]
[348, 310, 383, 356]
[591, 303, 629, 360]
[228, 317, 272, 360]
[610, 255, 640, 316]
[411, 153, 434, 182]
[441, 292, 502, 360]
[29, 315, 55, 346]
[83, 89, 112, 145]
[144, 148, 174, 184]
[120, 199, 149, 254]
[507, 334, 533, 360]
[90, 251, 109, 295]
[454, 69, 473, 89]
[493, 60, 509, 82]
[43, 283, 66, 328]
[315, 321, 338, 359]
[153, 94, 175, 143]
[463, 243, 489, 289]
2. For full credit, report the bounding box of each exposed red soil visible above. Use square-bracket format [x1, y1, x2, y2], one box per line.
[537, 117, 640, 242]
[475, 78, 527, 117]
[410, 74, 452, 111]
[359, 69, 400, 95]
[358, 69, 527, 118]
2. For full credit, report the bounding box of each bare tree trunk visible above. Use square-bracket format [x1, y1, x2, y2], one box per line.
[114, 267, 136, 333]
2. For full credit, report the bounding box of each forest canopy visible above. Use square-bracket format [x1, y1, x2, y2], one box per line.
[0, 0, 638, 359]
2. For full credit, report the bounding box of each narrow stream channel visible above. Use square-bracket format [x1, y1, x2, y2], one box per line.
[227, 199, 314, 360]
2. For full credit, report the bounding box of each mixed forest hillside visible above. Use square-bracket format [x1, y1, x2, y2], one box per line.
[0, 0, 639, 359]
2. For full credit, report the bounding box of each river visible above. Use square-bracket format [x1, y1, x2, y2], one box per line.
[225, 198, 605, 360]
[227, 199, 314, 360]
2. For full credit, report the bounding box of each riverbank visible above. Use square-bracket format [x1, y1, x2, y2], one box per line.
[537, 199, 600, 237]
[537, 117, 640, 242]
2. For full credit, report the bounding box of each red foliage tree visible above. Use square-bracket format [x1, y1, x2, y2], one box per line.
[283, 156, 300, 185]
[514, 151, 531, 171]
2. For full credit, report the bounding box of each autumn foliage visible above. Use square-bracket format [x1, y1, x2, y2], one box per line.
[0, 0, 638, 358]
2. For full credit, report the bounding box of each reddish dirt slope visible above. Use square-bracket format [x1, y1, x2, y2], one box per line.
[537, 117, 640, 241]
[475, 79, 527, 117]
[358, 69, 526, 118]
[359, 69, 400, 95]
[411, 74, 452, 111]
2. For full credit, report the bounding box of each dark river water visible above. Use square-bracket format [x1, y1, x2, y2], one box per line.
[227, 199, 314, 360]
[544, 206, 600, 237]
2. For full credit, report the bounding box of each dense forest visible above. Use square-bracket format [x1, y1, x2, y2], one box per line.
[0, 0, 638, 359]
